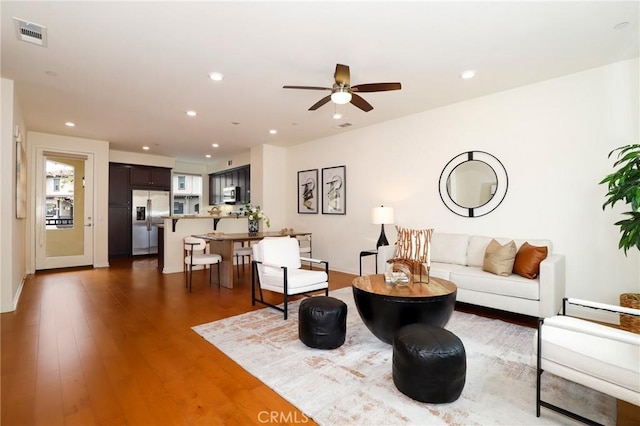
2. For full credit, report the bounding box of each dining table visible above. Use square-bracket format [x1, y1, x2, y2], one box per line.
[192, 231, 312, 289]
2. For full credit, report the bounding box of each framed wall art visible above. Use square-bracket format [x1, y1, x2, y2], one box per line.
[321, 165, 346, 215]
[297, 169, 318, 214]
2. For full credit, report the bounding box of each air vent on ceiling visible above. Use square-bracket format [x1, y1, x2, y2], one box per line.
[13, 17, 47, 47]
[335, 122, 353, 129]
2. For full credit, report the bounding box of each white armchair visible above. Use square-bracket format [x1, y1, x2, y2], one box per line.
[251, 237, 329, 319]
[535, 298, 640, 424]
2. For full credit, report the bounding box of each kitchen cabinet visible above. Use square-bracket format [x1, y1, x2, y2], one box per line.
[108, 162, 172, 257]
[108, 163, 132, 257]
[131, 166, 171, 189]
[208, 165, 250, 205]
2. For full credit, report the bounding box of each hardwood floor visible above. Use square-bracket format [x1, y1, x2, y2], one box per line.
[1, 258, 536, 425]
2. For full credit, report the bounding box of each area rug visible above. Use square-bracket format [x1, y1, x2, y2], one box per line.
[192, 288, 615, 425]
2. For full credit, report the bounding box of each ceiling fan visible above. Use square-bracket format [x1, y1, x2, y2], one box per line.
[283, 64, 401, 112]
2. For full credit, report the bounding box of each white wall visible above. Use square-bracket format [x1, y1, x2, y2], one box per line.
[1, 78, 27, 312]
[109, 150, 175, 168]
[284, 58, 640, 306]
[27, 132, 110, 271]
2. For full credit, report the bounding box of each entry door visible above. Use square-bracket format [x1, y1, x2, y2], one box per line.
[35, 149, 94, 270]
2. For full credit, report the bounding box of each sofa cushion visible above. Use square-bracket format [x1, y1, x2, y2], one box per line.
[467, 236, 493, 267]
[431, 233, 469, 266]
[540, 316, 640, 393]
[429, 262, 466, 281]
[513, 242, 548, 279]
[482, 239, 517, 276]
[451, 267, 539, 300]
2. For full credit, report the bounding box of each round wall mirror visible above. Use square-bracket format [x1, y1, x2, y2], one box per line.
[438, 151, 508, 217]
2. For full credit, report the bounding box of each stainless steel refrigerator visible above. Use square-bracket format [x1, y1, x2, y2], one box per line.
[132, 190, 170, 255]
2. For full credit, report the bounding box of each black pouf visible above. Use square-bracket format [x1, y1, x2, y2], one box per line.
[298, 296, 347, 349]
[392, 323, 466, 403]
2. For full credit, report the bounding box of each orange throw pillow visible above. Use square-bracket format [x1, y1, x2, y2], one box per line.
[513, 242, 548, 279]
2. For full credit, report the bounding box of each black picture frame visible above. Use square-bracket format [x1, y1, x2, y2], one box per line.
[321, 165, 346, 215]
[297, 169, 318, 214]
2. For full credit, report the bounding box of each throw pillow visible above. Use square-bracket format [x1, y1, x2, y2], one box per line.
[513, 242, 548, 279]
[393, 226, 434, 263]
[482, 239, 517, 276]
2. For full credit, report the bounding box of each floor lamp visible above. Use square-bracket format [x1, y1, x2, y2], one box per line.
[371, 205, 394, 249]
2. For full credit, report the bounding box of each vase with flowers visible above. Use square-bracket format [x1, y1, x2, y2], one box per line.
[240, 204, 270, 235]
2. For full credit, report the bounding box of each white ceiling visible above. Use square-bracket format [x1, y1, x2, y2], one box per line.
[2, 1, 638, 163]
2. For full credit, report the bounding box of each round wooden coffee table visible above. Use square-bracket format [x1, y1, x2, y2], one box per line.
[352, 274, 457, 344]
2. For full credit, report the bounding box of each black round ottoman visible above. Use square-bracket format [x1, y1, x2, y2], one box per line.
[298, 296, 347, 349]
[392, 323, 466, 403]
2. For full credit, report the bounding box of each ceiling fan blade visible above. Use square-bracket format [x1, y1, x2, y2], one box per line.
[334, 64, 350, 86]
[351, 82, 402, 92]
[350, 93, 373, 112]
[309, 95, 332, 111]
[283, 85, 332, 91]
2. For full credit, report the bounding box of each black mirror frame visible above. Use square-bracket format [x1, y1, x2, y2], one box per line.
[438, 151, 508, 217]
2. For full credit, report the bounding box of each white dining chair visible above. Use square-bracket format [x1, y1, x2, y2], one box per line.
[234, 241, 253, 278]
[184, 236, 222, 292]
[251, 237, 329, 319]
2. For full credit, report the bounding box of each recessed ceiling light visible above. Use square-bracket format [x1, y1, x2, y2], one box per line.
[65, 122, 75, 127]
[461, 70, 476, 79]
[269, 129, 277, 135]
[186, 110, 197, 117]
[205, 154, 212, 158]
[212, 143, 219, 148]
[209, 72, 224, 81]
[333, 112, 342, 120]
[142, 146, 150, 151]
[614, 22, 630, 30]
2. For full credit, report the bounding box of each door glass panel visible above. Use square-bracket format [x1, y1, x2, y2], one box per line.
[45, 157, 84, 257]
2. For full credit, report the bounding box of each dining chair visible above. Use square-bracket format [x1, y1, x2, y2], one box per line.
[251, 237, 329, 319]
[184, 236, 222, 292]
[296, 234, 312, 268]
[234, 241, 253, 278]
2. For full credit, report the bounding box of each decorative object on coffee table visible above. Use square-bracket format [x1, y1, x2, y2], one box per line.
[388, 226, 433, 283]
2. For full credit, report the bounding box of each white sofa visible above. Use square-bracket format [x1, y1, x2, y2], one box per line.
[378, 233, 566, 318]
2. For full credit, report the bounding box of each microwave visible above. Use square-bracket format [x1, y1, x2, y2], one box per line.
[222, 186, 240, 204]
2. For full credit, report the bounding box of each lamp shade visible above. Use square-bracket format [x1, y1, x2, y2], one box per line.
[331, 89, 352, 105]
[371, 206, 394, 225]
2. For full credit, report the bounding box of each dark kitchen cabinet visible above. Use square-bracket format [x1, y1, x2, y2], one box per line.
[108, 163, 172, 257]
[130, 166, 171, 189]
[108, 163, 132, 257]
[208, 165, 250, 205]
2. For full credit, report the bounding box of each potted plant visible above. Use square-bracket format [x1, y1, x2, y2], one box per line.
[239, 204, 270, 234]
[600, 144, 640, 255]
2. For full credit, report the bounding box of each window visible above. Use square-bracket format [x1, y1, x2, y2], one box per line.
[53, 178, 60, 192]
[172, 173, 202, 215]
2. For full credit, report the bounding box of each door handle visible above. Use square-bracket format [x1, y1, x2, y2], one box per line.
[85, 224, 92, 227]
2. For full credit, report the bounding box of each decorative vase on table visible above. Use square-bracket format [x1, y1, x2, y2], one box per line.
[248, 218, 259, 235]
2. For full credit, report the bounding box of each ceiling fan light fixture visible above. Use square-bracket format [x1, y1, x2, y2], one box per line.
[331, 89, 352, 105]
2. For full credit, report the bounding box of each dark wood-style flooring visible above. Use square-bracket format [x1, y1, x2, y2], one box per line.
[1, 257, 536, 425]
